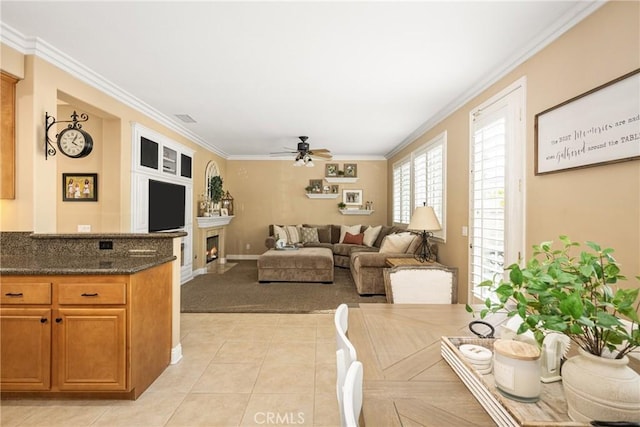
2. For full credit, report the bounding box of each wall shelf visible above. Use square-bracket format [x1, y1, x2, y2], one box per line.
[339, 209, 374, 215]
[306, 193, 340, 199]
[325, 177, 358, 184]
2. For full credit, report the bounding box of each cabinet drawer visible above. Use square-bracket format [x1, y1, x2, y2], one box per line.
[57, 283, 126, 305]
[1, 282, 51, 305]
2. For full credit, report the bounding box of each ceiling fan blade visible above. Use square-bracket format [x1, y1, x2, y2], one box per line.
[311, 148, 331, 153]
[310, 152, 333, 159]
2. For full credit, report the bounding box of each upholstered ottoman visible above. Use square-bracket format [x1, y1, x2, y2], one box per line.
[258, 247, 334, 283]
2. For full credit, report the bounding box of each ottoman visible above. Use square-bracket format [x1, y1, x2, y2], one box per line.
[257, 247, 334, 283]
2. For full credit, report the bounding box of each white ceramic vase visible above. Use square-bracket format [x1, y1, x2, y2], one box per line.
[562, 348, 640, 422]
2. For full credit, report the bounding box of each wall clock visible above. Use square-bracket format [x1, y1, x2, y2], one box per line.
[44, 110, 94, 160]
[57, 127, 93, 158]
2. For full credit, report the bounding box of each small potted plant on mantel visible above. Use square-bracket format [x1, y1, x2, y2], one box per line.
[469, 236, 640, 422]
[208, 176, 224, 215]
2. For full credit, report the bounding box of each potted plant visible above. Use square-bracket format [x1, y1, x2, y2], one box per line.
[338, 202, 346, 210]
[469, 236, 640, 422]
[208, 176, 224, 214]
[305, 185, 314, 193]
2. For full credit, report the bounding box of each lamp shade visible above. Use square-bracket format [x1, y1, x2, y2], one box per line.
[407, 206, 441, 232]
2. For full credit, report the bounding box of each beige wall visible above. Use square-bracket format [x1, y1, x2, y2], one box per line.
[224, 159, 387, 257]
[0, 48, 226, 271]
[388, 1, 640, 303]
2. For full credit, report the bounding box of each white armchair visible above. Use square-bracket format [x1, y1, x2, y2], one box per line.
[383, 264, 458, 304]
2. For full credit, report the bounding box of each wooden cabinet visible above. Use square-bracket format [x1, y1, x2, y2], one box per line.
[0, 262, 172, 399]
[1, 72, 18, 199]
[0, 307, 51, 390]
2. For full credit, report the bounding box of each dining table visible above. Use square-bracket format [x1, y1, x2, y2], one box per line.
[348, 303, 507, 426]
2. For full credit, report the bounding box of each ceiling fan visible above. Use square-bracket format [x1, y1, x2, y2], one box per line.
[271, 136, 332, 167]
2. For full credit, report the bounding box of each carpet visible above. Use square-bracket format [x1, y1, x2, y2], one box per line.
[180, 260, 387, 313]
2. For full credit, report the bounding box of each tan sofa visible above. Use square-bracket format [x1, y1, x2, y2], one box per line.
[265, 224, 436, 295]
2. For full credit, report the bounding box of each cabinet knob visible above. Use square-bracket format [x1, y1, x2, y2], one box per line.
[81, 293, 99, 297]
[55, 318, 62, 323]
[40, 318, 48, 324]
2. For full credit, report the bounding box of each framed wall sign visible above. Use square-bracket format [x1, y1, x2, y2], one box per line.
[63, 173, 98, 201]
[535, 69, 640, 175]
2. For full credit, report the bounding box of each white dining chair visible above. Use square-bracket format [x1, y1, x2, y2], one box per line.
[342, 360, 364, 427]
[335, 304, 358, 427]
[383, 265, 458, 304]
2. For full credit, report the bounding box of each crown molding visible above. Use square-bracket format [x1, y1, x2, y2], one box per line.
[0, 22, 229, 159]
[227, 154, 387, 161]
[385, 0, 606, 159]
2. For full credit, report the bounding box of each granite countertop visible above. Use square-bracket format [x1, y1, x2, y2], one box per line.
[0, 255, 176, 276]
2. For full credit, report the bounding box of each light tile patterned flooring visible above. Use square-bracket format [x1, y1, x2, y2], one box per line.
[1, 313, 340, 427]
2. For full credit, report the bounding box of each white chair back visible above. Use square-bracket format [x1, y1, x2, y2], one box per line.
[342, 360, 364, 427]
[383, 265, 458, 304]
[335, 304, 358, 427]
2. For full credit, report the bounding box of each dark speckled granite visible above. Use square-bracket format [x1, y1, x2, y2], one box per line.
[0, 232, 183, 275]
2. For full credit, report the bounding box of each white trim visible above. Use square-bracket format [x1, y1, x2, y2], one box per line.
[0, 22, 228, 159]
[386, 1, 604, 159]
[170, 344, 183, 365]
[228, 154, 387, 161]
[227, 254, 260, 261]
[467, 77, 527, 304]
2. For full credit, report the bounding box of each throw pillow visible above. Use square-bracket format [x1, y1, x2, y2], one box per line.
[406, 234, 422, 254]
[299, 227, 320, 244]
[343, 232, 364, 245]
[273, 225, 287, 241]
[284, 225, 301, 244]
[363, 225, 382, 247]
[339, 224, 361, 243]
[379, 232, 415, 254]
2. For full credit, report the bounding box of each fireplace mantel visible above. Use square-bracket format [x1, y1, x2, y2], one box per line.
[196, 216, 234, 228]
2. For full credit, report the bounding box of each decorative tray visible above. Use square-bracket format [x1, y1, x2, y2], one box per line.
[441, 336, 587, 427]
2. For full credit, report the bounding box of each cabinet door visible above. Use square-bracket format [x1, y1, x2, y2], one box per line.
[0, 308, 51, 390]
[55, 308, 127, 391]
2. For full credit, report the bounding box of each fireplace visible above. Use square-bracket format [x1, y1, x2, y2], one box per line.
[206, 234, 219, 263]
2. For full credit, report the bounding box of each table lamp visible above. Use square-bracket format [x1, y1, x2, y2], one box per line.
[407, 206, 441, 262]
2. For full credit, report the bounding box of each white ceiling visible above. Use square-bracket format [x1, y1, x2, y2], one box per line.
[1, 1, 602, 160]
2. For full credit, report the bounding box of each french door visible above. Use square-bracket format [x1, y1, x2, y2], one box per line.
[469, 78, 525, 302]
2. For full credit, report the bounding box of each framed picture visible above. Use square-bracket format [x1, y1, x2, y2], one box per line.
[330, 184, 339, 194]
[535, 69, 640, 175]
[344, 163, 357, 177]
[325, 163, 339, 177]
[220, 208, 229, 216]
[309, 179, 323, 193]
[62, 173, 97, 201]
[343, 189, 362, 205]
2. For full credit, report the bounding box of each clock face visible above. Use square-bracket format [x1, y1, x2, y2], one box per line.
[58, 128, 93, 158]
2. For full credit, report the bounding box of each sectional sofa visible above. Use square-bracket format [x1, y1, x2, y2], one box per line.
[265, 224, 436, 295]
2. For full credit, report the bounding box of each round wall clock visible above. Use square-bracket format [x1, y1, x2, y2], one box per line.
[57, 127, 93, 158]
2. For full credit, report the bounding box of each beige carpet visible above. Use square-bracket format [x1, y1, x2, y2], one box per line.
[180, 260, 386, 313]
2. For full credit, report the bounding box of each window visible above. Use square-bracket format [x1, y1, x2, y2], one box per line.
[469, 78, 525, 302]
[393, 132, 447, 240]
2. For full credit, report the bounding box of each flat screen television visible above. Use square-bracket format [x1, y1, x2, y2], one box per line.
[148, 179, 185, 232]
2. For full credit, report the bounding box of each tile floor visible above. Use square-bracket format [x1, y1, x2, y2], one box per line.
[1, 313, 340, 427]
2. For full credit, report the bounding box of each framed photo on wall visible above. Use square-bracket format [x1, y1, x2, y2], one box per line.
[309, 179, 323, 193]
[62, 173, 98, 201]
[344, 163, 358, 177]
[325, 163, 339, 177]
[343, 189, 362, 205]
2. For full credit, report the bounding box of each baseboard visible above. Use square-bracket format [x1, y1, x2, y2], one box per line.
[170, 343, 183, 364]
[227, 254, 259, 260]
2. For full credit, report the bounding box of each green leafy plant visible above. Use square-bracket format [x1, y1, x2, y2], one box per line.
[338, 202, 346, 209]
[208, 176, 224, 203]
[467, 236, 640, 359]
[305, 185, 314, 193]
